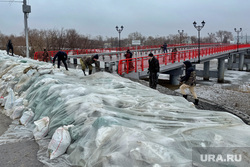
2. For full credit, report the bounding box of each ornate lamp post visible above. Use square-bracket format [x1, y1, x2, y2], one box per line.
[208, 33, 214, 43]
[178, 30, 184, 44]
[116, 26, 124, 51]
[193, 20, 205, 63]
[234, 28, 242, 52]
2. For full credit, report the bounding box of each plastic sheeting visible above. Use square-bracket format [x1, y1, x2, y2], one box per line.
[0, 51, 250, 167]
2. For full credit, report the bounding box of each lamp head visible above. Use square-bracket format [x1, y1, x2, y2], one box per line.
[121, 26, 124, 30]
[240, 28, 242, 31]
[202, 20, 205, 26]
[193, 21, 197, 27]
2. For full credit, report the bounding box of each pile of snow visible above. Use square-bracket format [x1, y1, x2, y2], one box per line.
[0, 50, 250, 167]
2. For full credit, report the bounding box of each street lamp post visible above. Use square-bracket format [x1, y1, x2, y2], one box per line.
[116, 26, 124, 51]
[178, 30, 184, 44]
[23, 0, 31, 58]
[193, 20, 205, 63]
[234, 28, 242, 52]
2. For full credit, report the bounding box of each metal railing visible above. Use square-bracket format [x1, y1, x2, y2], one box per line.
[33, 43, 220, 61]
[118, 44, 250, 75]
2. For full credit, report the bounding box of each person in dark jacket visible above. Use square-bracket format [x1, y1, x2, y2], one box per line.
[80, 54, 100, 76]
[148, 53, 160, 89]
[124, 49, 134, 71]
[7, 40, 14, 56]
[124, 49, 133, 59]
[52, 51, 68, 70]
[179, 60, 199, 105]
[161, 42, 167, 53]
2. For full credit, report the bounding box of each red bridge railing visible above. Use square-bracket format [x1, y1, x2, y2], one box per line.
[118, 44, 250, 75]
[33, 43, 217, 61]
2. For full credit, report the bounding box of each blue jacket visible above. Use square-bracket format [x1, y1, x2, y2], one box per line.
[53, 51, 68, 64]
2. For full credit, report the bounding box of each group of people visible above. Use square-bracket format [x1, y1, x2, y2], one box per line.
[147, 52, 199, 105]
[161, 42, 178, 62]
[48, 47, 199, 105]
[52, 50, 100, 75]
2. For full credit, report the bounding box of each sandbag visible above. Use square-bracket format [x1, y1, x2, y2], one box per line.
[48, 125, 74, 159]
[19, 109, 34, 126]
[33, 117, 50, 140]
[10, 105, 25, 120]
[4, 88, 15, 111]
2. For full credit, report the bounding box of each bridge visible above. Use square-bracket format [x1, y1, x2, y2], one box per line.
[34, 43, 250, 85]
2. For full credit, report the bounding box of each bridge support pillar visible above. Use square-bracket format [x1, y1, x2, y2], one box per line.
[168, 68, 183, 85]
[203, 61, 210, 80]
[217, 57, 226, 83]
[170, 74, 180, 85]
[239, 53, 245, 71]
[227, 54, 233, 70]
[233, 54, 237, 63]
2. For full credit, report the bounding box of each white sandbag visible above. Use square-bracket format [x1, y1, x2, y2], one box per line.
[19, 109, 34, 126]
[33, 117, 50, 140]
[23, 99, 28, 107]
[26, 69, 36, 76]
[10, 105, 25, 120]
[4, 88, 15, 110]
[48, 125, 74, 159]
[38, 69, 52, 75]
[13, 98, 23, 107]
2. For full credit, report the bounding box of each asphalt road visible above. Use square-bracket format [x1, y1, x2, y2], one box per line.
[0, 112, 44, 167]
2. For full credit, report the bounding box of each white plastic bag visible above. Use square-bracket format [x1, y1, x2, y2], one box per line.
[48, 125, 74, 159]
[19, 109, 34, 126]
[33, 117, 50, 140]
[10, 106, 25, 120]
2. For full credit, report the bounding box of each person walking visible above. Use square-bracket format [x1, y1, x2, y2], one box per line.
[171, 47, 177, 63]
[6, 40, 14, 56]
[179, 60, 199, 105]
[42, 49, 50, 62]
[52, 51, 68, 70]
[148, 53, 160, 89]
[80, 54, 100, 76]
[161, 42, 167, 53]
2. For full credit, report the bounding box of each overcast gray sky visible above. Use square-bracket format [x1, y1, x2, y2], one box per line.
[0, 0, 249, 38]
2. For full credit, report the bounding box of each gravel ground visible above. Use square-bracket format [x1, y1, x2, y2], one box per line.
[132, 78, 250, 125]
